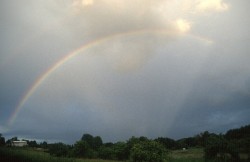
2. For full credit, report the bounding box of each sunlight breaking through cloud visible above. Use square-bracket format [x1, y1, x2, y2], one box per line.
[175, 19, 191, 33]
[195, 0, 229, 12]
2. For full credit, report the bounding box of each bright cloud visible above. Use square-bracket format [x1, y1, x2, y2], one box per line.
[195, 0, 229, 12]
[175, 19, 191, 33]
[82, 0, 94, 7]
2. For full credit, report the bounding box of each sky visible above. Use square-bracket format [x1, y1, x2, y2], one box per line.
[0, 0, 250, 144]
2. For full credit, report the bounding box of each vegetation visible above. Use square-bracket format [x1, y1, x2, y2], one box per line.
[130, 140, 167, 162]
[0, 124, 249, 162]
[0, 147, 120, 162]
[0, 133, 5, 146]
[169, 148, 204, 162]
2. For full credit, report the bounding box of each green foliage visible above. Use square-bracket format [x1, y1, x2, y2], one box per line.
[155, 137, 177, 149]
[112, 142, 129, 160]
[0, 147, 121, 162]
[76, 133, 105, 158]
[81, 134, 94, 146]
[48, 142, 72, 157]
[127, 136, 148, 150]
[225, 124, 250, 160]
[98, 142, 129, 160]
[0, 134, 5, 146]
[204, 135, 228, 159]
[27, 140, 38, 147]
[2, 125, 250, 161]
[11, 137, 18, 141]
[204, 135, 241, 160]
[81, 133, 103, 151]
[93, 136, 103, 150]
[225, 125, 250, 140]
[73, 140, 90, 157]
[130, 140, 167, 162]
[40, 141, 48, 149]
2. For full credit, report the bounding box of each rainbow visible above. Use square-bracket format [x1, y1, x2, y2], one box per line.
[7, 28, 178, 126]
[7, 28, 214, 126]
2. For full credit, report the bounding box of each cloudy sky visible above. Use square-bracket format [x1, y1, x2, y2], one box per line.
[1, 0, 250, 143]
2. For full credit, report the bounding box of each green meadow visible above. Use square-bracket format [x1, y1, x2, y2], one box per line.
[0, 147, 205, 162]
[0, 147, 120, 162]
[0, 147, 210, 162]
[168, 148, 205, 162]
[0, 147, 249, 162]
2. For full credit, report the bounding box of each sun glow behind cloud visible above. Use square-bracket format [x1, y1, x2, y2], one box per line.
[196, 0, 229, 12]
[70, 0, 229, 35]
[175, 19, 191, 33]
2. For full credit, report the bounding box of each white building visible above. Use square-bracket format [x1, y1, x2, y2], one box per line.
[12, 141, 28, 147]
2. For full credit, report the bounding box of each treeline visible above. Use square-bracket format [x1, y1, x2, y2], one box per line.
[1, 124, 250, 161]
[46, 135, 167, 162]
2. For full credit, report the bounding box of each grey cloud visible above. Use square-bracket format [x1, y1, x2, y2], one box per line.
[1, 0, 250, 144]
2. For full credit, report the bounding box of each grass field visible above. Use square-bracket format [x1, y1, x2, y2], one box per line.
[0, 147, 248, 162]
[0, 147, 206, 162]
[0, 147, 121, 162]
[168, 148, 205, 162]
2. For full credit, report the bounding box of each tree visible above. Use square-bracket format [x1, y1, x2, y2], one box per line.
[73, 140, 90, 157]
[6, 137, 18, 146]
[155, 137, 177, 149]
[99, 142, 129, 160]
[204, 135, 240, 160]
[48, 143, 71, 157]
[80, 133, 103, 156]
[93, 136, 103, 150]
[40, 141, 48, 149]
[204, 135, 227, 159]
[81, 134, 94, 147]
[99, 146, 115, 160]
[28, 140, 38, 147]
[225, 124, 250, 140]
[130, 140, 167, 162]
[127, 136, 148, 151]
[113, 142, 129, 160]
[0, 134, 5, 146]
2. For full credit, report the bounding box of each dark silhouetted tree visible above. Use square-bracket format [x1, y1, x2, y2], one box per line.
[155, 137, 177, 149]
[81, 134, 94, 147]
[93, 136, 103, 150]
[113, 142, 129, 160]
[73, 140, 90, 157]
[48, 143, 71, 157]
[28, 140, 38, 147]
[204, 135, 240, 160]
[225, 124, 250, 140]
[40, 141, 48, 149]
[99, 145, 115, 160]
[0, 134, 5, 146]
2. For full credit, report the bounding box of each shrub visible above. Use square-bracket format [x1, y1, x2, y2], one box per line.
[48, 142, 71, 157]
[130, 140, 167, 162]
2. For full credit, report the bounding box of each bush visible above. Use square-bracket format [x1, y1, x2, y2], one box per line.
[73, 140, 97, 158]
[98, 146, 116, 159]
[48, 143, 71, 157]
[204, 135, 240, 160]
[130, 140, 167, 162]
